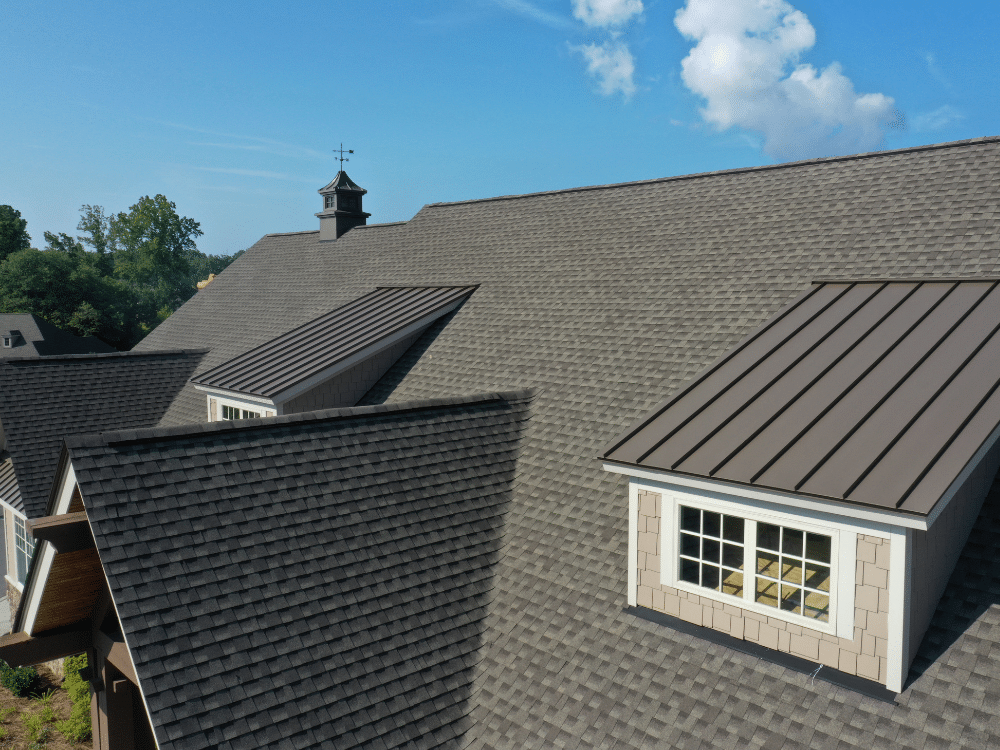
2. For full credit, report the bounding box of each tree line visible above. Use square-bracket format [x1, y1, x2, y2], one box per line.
[0, 198, 242, 350]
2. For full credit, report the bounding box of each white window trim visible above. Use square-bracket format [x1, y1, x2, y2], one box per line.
[659, 490, 846, 636]
[209, 394, 276, 421]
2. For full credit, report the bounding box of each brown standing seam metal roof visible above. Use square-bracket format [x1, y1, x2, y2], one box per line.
[189, 286, 476, 399]
[604, 279, 1000, 516]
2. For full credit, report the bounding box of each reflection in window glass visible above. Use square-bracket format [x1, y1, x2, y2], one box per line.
[14, 516, 34, 586]
[678, 506, 745, 599]
[754, 522, 831, 622]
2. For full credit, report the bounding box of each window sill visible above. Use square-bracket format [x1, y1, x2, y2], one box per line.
[4, 575, 22, 593]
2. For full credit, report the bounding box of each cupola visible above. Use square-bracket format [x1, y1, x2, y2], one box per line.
[316, 170, 371, 241]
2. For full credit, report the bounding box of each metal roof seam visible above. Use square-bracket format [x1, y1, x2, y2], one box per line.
[599, 283, 827, 458]
[671, 282, 889, 471]
[747, 281, 965, 486]
[893, 368, 1000, 510]
[795, 289, 990, 495]
[633, 283, 856, 465]
[840, 299, 1000, 501]
[708, 281, 921, 478]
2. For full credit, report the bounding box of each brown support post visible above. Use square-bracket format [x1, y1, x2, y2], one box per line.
[97, 653, 110, 750]
[107, 677, 135, 750]
[88, 648, 103, 750]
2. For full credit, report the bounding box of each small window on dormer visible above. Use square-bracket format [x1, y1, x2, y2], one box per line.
[221, 405, 261, 420]
[2, 337, 10, 348]
[324, 195, 334, 209]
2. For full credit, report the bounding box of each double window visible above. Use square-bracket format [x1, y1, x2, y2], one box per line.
[677, 504, 833, 625]
[221, 405, 261, 420]
[14, 516, 34, 586]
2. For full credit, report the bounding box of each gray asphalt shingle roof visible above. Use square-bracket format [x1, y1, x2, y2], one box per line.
[0, 314, 114, 358]
[67, 392, 531, 750]
[0, 350, 206, 518]
[132, 136, 1000, 749]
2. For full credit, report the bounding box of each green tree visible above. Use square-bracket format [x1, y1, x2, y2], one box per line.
[0, 205, 30, 262]
[76, 204, 115, 276]
[43, 230, 86, 256]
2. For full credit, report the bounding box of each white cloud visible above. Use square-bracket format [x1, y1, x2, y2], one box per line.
[572, 40, 637, 98]
[674, 0, 896, 160]
[572, 0, 643, 27]
[913, 105, 963, 132]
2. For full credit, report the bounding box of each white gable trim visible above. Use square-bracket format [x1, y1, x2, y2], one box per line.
[603, 461, 928, 531]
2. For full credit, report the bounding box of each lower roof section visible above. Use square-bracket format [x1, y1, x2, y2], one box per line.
[63, 390, 533, 750]
[604, 280, 1000, 517]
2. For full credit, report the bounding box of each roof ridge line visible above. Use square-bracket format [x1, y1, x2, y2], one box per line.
[65, 389, 537, 449]
[424, 136, 1000, 209]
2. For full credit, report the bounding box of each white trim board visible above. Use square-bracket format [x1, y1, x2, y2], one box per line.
[604, 461, 928, 532]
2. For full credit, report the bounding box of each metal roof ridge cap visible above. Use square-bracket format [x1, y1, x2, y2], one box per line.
[65, 389, 536, 449]
[424, 136, 1000, 209]
[2, 348, 208, 364]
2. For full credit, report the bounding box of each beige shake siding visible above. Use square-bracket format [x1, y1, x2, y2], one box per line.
[636, 488, 890, 684]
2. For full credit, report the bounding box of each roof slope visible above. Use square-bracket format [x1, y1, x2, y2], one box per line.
[191, 286, 476, 398]
[0, 314, 115, 358]
[0, 351, 206, 518]
[605, 279, 1000, 516]
[136, 137, 1000, 748]
[67, 392, 531, 750]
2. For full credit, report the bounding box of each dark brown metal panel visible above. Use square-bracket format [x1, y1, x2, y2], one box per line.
[753, 282, 992, 498]
[192, 286, 476, 398]
[799, 283, 1000, 503]
[677, 283, 917, 478]
[641, 284, 879, 470]
[715, 282, 958, 485]
[605, 283, 848, 465]
[849, 324, 1000, 508]
[902, 380, 1000, 515]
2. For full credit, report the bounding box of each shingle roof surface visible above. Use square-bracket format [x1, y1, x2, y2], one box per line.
[0, 350, 206, 518]
[67, 392, 531, 750]
[0, 455, 22, 514]
[190, 286, 476, 398]
[0, 314, 114, 358]
[135, 137, 1000, 748]
[605, 279, 1000, 516]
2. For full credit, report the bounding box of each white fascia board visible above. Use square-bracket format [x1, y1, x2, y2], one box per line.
[53, 463, 78, 516]
[191, 386, 276, 408]
[603, 462, 928, 532]
[0, 499, 26, 521]
[268, 298, 466, 405]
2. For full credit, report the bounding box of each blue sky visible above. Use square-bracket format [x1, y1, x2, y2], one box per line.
[2, 0, 997, 257]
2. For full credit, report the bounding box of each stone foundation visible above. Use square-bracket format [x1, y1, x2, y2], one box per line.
[636, 489, 889, 684]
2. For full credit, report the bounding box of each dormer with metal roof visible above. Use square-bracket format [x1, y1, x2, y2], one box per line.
[190, 286, 477, 419]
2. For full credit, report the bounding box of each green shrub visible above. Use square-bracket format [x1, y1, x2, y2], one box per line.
[55, 654, 91, 742]
[0, 659, 37, 697]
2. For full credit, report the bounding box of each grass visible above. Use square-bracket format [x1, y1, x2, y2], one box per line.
[0, 663, 90, 749]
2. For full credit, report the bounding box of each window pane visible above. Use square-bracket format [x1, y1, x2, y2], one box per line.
[757, 522, 780, 551]
[782, 529, 803, 557]
[781, 558, 803, 585]
[680, 506, 700, 533]
[780, 585, 802, 615]
[722, 570, 743, 597]
[701, 564, 720, 591]
[723, 516, 744, 542]
[806, 533, 831, 563]
[702, 538, 720, 563]
[755, 577, 779, 608]
[756, 551, 779, 578]
[805, 563, 830, 592]
[680, 533, 699, 558]
[804, 591, 830, 622]
[703, 511, 721, 538]
[722, 543, 743, 569]
[680, 558, 699, 584]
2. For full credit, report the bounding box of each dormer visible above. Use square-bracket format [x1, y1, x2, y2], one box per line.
[2, 330, 22, 349]
[603, 279, 1000, 696]
[316, 170, 372, 241]
[191, 286, 476, 420]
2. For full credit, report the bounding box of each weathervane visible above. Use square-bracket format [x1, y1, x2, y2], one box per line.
[334, 143, 354, 171]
